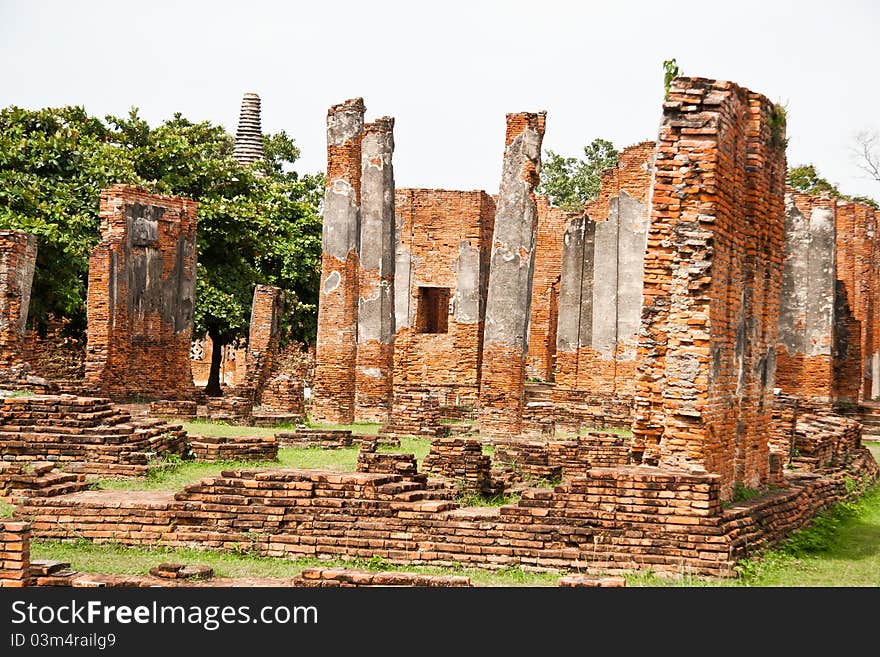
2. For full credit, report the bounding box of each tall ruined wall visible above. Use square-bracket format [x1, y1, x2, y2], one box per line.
[355, 118, 396, 422]
[525, 197, 572, 381]
[312, 98, 365, 423]
[554, 141, 654, 400]
[84, 185, 197, 400]
[479, 111, 546, 435]
[0, 230, 37, 376]
[245, 284, 284, 402]
[835, 200, 879, 400]
[631, 78, 787, 500]
[393, 189, 494, 407]
[775, 192, 838, 402]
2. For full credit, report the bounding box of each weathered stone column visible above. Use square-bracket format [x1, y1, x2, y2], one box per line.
[311, 98, 365, 424]
[355, 117, 396, 422]
[478, 111, 546, 436]
[232, 92, 265, 166]
[554, 215, 595, 386]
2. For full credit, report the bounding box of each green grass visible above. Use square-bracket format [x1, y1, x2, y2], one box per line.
[30, 540, 558, 587]
[0, 500, 14, 518]
[181, 421, 283, 438]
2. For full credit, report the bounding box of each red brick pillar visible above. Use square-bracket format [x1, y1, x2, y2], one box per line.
[478, 112, 546, 436]
[355, 117, 395, 423]
[0, 521, 30, 587]
[632, 78, 786, 500]
[312, 99, 365, 424]
[0, 230, 37, 377]
[245, 284, 284, 402]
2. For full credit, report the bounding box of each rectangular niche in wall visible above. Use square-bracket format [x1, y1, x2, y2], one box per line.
[416, 287, 450, 334]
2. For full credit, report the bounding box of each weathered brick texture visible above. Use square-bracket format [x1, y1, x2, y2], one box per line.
[0, 521, 30, 587]
[776, 192, 837, 401]
[245, 284, 284, 403]
[479, 112, 546, 436]
[84, 185, 197, 401]
[526, 197, 572, 380]
[631, 78, 787, 499]
[312, 98, 365, 424]
[0, 230, 37, 379]
[355, 117, 395, 422]
[393, 190, 494, 408]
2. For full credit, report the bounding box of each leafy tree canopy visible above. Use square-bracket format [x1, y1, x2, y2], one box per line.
[0, 105, 324, 345]
[537, 138, 619, 212]
[787, 163, 878, 208]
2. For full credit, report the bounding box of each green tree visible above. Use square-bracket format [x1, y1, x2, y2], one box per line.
[787, 164, 841, 197]
[538, 138, 619, 211]
[0, 105, 323, 396]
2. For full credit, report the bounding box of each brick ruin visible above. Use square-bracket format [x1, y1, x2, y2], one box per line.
[0, 230, 37, 383]
[631, 78, 788, 499]
[84, 185, 197, 401]
[244, 284, 284, 402]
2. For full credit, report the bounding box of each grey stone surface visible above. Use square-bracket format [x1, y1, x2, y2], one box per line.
[453, 241, 481, 324]
[556, 215, 595, 353]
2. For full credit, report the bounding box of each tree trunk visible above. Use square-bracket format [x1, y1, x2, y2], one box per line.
[204, 332, 225, 397]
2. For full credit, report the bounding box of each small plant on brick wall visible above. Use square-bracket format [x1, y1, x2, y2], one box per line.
[769, 103, 789, 150]
[662, 58, 681, 99]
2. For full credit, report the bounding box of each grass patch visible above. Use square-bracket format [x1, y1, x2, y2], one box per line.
[456, 490, 521, 507]
[181, 421, 282, 438]
[30, 540, 558, 587]
[377, 436, 431, 465]
[0, 500, 14, 518]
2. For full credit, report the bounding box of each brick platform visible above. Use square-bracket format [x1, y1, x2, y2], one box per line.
[206, 397, 253, 424]
[149, 400, 198, 421]
[293, 567, 470, 587]
[0, 462, 89, 501]
[493, 431, 631, 480]
[275, 428, 354, 449]
[422, 437, 499, 495]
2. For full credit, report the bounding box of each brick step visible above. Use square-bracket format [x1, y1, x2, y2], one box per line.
[393, 489, 455, 502]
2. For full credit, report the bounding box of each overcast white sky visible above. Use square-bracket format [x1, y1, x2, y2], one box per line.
[2, 0, 878, 199]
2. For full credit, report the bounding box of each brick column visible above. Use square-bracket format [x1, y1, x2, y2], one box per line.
[355, 117, 395, 422]
[631, 78, 787, 500]
[0, 521, 30, 587]
[478, 111, 546, 436]
[0, 230, 37, 375]
[245, 284, 284, 402]
[312, 98, 365, 424]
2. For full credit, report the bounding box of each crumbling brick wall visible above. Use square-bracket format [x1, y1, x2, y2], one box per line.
[525, 197, 572, 381]
[0, 521, 30, 587]
[244, 284, 284, 402]
[776, 192, 837, 401]
[631, 78, 787, 500]
[479, 112, 546, 436]
[833, 280, 862, 403]
[552, 142, 654, 428]
[312, 98, 365, 424]
[84, 185, 197, 400]
[0, 230, 37, 380]
[835, 200, 879, 400]
[393, 189, 494, 408]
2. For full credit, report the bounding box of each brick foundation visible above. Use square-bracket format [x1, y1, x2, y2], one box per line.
[632, 78, 788, 500]
[493, 431, 631, 480]
[383, 386, 442, 437]
[84, 185, 197, 401]
[293, 567, 470, 587]
[189, 435, 278, 462]
[275, 428, 354, 449]
[206, 397, 252, 424]
[149, 400, 198, 421]
[422, 437, 498, 495]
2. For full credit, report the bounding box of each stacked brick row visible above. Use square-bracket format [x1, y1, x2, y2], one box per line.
[85, 185, 197, 401]
[275, 428, 353, 449]
[188, 435, 278, 462]
[259, 375, 305, 416]
[422, 437, 497, 495]
[382, 387, 441, 437]
[0, 521, 30, 587]
[206, 397, 252, 424]
[479, 112, 546, 436]
[493, 432, 631, 480]
[0, 230, 37, 381]
[392, 189, 495, 408]
[632, 77, 788, 499]
[149, 400, 198, 421]
[293, 567, 470, 587]
[0, 395, 188, 470]
[791, 413, 862, 469]
[0, 462, 89, 501]
[15, 446, 877, 577]
[549, 388, 633, 432]
[356, 442, 423, 482]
